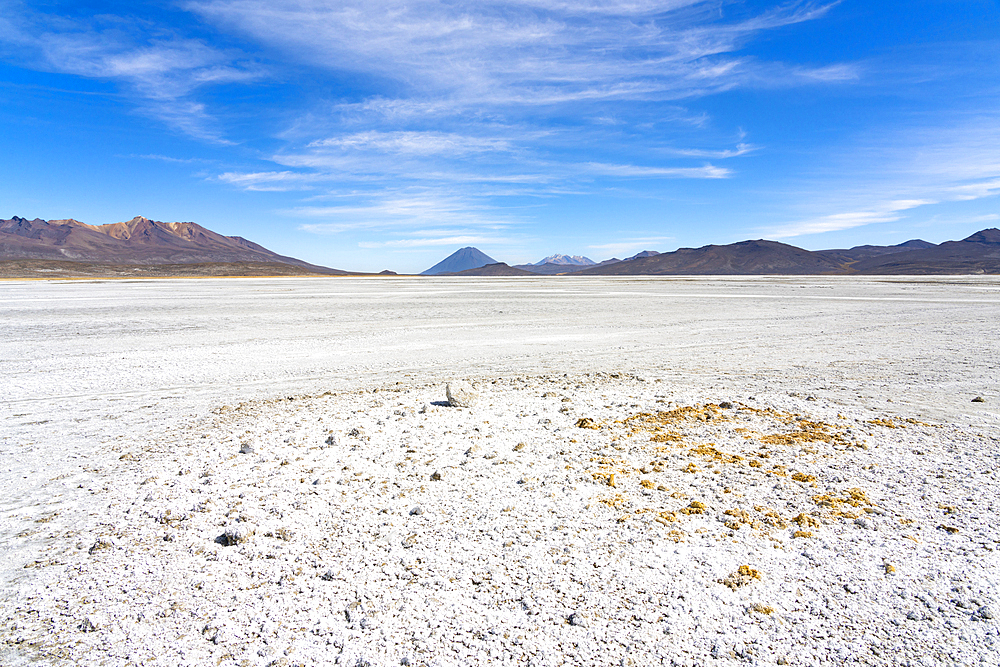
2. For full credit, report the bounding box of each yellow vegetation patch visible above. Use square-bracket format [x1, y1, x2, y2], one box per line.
[679, 501, 707, 515]
[650, 431, 683, 443]
[791, 472, 817, 483]
[812, 488, 871, 510]
[654, 511, 678, 526]
[688, 444, 744, 464]
[867, 417, 901, 428]
[720, 565, 761, 590]
[792, 513, 820, 528]
[792, 530, 813, 538]
[749, 459, 762, 468]
[757, 507, 788, 529]
[591, 472, 617, 487]
[683, 462, 699, 474]
[576, 418, 600, 430]
[750, 603, 775, 615]
[640, 479, 655, 489]
[599, 494, 626, 509]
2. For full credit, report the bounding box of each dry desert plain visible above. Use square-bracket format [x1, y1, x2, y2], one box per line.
[1, 275, 999, 666]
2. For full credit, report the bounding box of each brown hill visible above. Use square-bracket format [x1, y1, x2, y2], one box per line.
[851, 229, 1000, 274]
[0, 215, 347, 274]
[580, 239, 846, 275]
[815, 239, 936, 264]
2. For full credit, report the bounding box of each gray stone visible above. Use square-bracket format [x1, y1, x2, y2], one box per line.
[221, 524, 253, 546]
[446, 381, 478, 408]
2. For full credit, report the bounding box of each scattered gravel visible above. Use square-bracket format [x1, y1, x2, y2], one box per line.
[3, 373, 998, 666]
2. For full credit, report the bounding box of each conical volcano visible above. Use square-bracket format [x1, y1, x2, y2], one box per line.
[421, 247, 497, 275]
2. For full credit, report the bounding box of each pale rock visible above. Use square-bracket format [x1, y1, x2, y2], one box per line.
[446, 381, 477, 408]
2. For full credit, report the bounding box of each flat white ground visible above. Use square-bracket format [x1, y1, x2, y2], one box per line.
[1, 276, 998, 666]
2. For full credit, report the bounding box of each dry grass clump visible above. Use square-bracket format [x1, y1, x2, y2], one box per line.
[792, 530, 813, 539]
[813, 488, 871, 511]
[679, 501, 707, 515]
[757, 506, 788, 529]
[791, 472, 817, 483]
[591, 472, 616, 487]
[575, 418, 601, 430]
[598, 494, 627, 509]
[650, 431, 684, 443]
[688, 444, 744, 464]
[721, 565, 761, 590]
[622, 404, 726, 442]
[792, 513, 820, 528]
[867, 417, 901, 428]
[654, 511, 678, 526]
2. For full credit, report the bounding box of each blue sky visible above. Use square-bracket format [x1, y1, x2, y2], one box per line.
[1, 1, 998, 273]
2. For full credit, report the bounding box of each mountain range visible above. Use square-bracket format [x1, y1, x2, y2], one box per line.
[428, 230, 999, 276]
[0, 215, 347, 275]
[577, 230, 1000, 275]
[514, 250, 660, 275]
[4, 214, 999, 277]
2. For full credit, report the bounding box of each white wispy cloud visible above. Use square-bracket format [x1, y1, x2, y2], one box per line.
[307, 131, 516, 156]
[218, 170, 326, 191]
[358, 235, 518, 249]
[289, 190, 522, 234]
[585, 162, 731, 178]
[184, 0, 846, 107]
[762, 115, 1000, 240]
[0, 8, 260, 140]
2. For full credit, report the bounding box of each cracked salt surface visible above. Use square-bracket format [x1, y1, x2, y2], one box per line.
[1, 276, 999, 666]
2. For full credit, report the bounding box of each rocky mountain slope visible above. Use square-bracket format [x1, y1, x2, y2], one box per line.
[579, 231, 1000, 275]
[0, 216, 347, 274]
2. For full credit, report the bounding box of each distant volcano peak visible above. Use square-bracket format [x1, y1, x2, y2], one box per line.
[532, 254, 595, 266]
[421, 247, 497, 275]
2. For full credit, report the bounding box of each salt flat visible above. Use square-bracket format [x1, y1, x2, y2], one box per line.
[1, 276, 998, 666]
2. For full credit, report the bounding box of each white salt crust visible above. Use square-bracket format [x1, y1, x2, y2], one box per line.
[3, 374, 998, 666]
